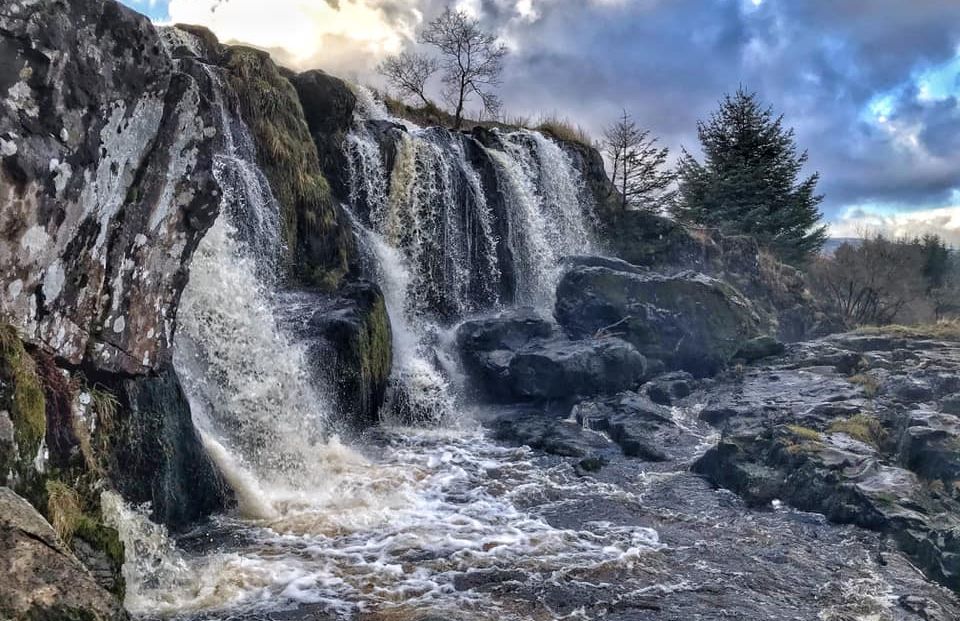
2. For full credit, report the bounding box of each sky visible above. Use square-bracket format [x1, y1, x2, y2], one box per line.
[120, 0, 960, 242]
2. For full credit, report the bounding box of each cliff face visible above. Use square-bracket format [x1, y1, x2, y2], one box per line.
[1, 0, 220, 375]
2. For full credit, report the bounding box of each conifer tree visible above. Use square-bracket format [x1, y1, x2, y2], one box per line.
[673, 88, 827, 264]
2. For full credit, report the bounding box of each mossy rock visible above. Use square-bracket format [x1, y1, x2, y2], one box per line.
[303, 282, 393, 428]
[221, 46, 357, 290]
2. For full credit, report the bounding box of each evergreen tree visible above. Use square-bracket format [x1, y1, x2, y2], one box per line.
[673, 88, 827, 265]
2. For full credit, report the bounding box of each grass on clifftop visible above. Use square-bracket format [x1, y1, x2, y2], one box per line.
[380, 93, 595, 147]
[855, 319, 960, 341]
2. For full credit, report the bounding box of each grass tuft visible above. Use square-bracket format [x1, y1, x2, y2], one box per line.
[535, 114, 594, 147]
[849, 373, 881, 398]
[829, 413, 887, 448]
[855, 320, 960, 342]
[786, 424, 822, 442]
[46, 480, 82, 543]
[0, 323, 46, 461]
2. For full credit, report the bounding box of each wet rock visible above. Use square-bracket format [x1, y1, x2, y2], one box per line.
[103, 364, 232, 531]
[0, 487, 128, 620]
[555, 262, 761, 376]
[456, 308, 555, 401]
[897, 411, 960, 485]
[941, 393, 960, 415]
[573, 392, 692, 460]
[220, 45, 358, 290]
[291, 69, 357, 201]
[692, 328, 960, 592]
[735, 335, 786, 362]
[300, 282, 392, 428]
[644, 371, 694, 406]
[508, 337, 647, 400]
[491, 406, 612, 458]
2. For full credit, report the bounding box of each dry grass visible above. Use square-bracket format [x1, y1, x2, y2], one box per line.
[46, 480, 82, 543]
[786, 424, 822, 442]
[855, 319, 960, 342]
[828, 413, 887, 448]
[849, 373, 881, 398]
[535, 115, 593, 147]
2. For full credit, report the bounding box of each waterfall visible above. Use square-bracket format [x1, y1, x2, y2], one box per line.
[492, 130, 594, 305]
[345, 103, 592, 316]
[172, 60, 359, 512]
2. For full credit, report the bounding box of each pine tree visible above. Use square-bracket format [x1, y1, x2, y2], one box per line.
[673, 88, 827, 265]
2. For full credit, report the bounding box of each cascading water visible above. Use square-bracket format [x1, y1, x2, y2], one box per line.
[493, 130, 594, 305]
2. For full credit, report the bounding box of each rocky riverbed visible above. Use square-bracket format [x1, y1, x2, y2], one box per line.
[120, 326, 960, 621]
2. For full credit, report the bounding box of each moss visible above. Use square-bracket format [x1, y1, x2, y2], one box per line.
[223, 46, 353, 290]
[829, 413, 887, 448]
[849, 373, 881, 398]
[0, 323, 46, 463]
[359, 294, 393, 393]
[786, 425, 822, 442]
[74, 515, 125, 598]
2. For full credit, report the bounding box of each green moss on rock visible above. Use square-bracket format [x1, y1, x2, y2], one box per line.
[222, 46, 356, 290]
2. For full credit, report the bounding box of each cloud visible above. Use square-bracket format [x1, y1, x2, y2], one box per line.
[831, 204, 960, 245]
[167, 0, 423, 75]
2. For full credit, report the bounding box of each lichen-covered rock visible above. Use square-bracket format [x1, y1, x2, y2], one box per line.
[0, 0, 221, 375]
[0, 487, 128, 621]
[555, 260, 761, 376]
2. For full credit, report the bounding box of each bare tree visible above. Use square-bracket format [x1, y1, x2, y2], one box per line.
[421, 8, 507, 129]
[377, 51, 439, 107]
[602, 110, 676, 211]
[807, 236, 927, 326]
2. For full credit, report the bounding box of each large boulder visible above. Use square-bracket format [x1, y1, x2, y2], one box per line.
[508, 337, 647, 400]
[456, 308, 556, 401]
[0, 487, 128, 621]
[0, 0, 222, 375]
[300, 282, 392, 429]
[102, 364, 232, 531]
[456, 309, 646, 402]
[555, 261, 761, 376]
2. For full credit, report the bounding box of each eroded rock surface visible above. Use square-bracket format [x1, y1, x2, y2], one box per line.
[693, 331, 960, 591]
[1, 0, 221, 374]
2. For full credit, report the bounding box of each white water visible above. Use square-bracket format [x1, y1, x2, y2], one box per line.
[106, 428, 661, 619]
[495, 130, 593, 305]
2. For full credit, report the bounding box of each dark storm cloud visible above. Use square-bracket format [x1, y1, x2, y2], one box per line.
[469, 0, 960, 218]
